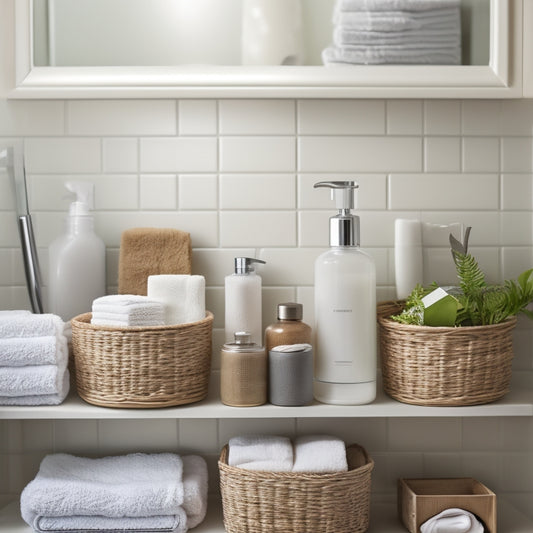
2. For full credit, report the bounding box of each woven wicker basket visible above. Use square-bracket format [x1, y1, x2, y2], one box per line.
[377, 300, 517, 406]
[71, 312, 213, 408]
[218, 443, 373, 533]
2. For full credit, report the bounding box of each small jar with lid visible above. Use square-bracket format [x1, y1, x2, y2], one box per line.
[220, 332, 267, 407]
[264, 302, 312, 353]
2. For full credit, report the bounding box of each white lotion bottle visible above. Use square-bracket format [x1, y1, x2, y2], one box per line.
[313, 181, 376, 405]
[48, 181, 106, 322]
[224, 257, 266, 346]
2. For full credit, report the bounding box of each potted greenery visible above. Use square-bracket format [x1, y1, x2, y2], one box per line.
[377, 228, 533, 406]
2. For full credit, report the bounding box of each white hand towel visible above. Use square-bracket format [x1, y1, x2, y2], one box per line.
[0, 309, 31, 316]
[0, 313, 65, 339]
[0, 335, 68, 367]
[91, 294, 166, 327]
[0, 357, 68, 397]
[334, 26, 460, 46]
[228, 434, 294, 472]
[182, 455, 209, 529]
[0, 369, 69, 406]
[148, 275, 206, 326]
[420, 508, 484, 533]
[335, 0, 460, 12]
[32, 510, 187, 533]
[292, 435, 348, 473]
[20, 453, 184, 524]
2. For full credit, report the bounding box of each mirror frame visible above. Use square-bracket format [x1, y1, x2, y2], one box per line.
[11, 0, 521, 99]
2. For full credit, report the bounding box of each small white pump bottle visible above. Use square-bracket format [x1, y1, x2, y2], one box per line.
[313, 181, 376, 405]
[224, 257, 266, 346]
[48, 181, 106, 322]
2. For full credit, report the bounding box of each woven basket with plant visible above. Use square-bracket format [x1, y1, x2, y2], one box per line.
[378, 228, 533, 406]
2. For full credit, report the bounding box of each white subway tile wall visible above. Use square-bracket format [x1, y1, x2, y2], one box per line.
[1, 98, 533, 516]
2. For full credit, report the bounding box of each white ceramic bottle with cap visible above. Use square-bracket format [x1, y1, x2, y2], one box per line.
[224, 257, 266, 346]
[48, 181, 106, 322]
[313, 181, 376, 405]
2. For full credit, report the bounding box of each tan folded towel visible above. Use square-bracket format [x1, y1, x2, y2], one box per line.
[118, 228, 192, 295]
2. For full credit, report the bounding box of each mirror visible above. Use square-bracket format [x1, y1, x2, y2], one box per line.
[12, 0, 515, 99]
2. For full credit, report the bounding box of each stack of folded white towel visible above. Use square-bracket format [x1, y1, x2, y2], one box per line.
[228, 434, 348, 473]
[20, 452, 208, 533]
[322, 0, 462, 65]
[91, 295, 166, 327]
[0, 311, 69, 406]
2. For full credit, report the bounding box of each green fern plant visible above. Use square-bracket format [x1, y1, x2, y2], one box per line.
[393, 228, 533, 327]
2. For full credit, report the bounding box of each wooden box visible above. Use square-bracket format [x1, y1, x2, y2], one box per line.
[398, 478, 497, 533]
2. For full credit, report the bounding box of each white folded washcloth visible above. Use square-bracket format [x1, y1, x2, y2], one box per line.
[0, 369, 69, 406]
[91, 294, 166, 327]
[147, 274, 206, 326]
[292, 435, 348, 473]
[20, 453, 185, 527]
[182, 455, 209, 529]
[335, 0, 460, 12]
[0, 313, 65, 339]
[420, 508, 484, 533]
[333, 8, 460, 31]
[228, 434, 294, 472]
[0, 335, 68, 367]
[32, 511, 187, 533]
[322, 44, 461, 65]
[333, 26, 460, 46]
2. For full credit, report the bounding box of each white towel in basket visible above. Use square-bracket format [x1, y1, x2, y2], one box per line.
[228, 434, 294, 472]
[292, 435, 348, 473]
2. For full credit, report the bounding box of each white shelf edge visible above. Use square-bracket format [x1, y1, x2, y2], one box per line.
[1, 379, 531, 420]
[2, 498, 532, 532]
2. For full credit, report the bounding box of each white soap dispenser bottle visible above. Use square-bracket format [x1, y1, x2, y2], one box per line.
[313, 181, 376, 405]
[224, 257, 266, 346]
[48, 181, 106, 322]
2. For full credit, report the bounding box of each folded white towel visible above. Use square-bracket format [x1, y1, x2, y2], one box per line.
[20, 453, 184, 526]
[0, 369, 69, 406]
[147, 275, 206, 326]
[0, 309, 31, 316]
[30, 510, 187, 533]
[0, 313, 65, 339]
[292, 435, 348, 473]
[334, 26, 460, 46]
[420, 508, 484, 533]
[182, 455, 209, 529]
[322, 45, 461, 65]
[91, 294, 165, 327]
[335, 0, 460, 12]
[0, 335, 68, 367]
[333, 8, 460, 31]
[228, 434, 294, 472]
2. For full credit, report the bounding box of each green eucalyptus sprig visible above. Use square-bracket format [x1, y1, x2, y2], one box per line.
[392, 228, 533, 327]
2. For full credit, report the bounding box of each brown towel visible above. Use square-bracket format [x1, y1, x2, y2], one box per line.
[118, 228, 192, 295]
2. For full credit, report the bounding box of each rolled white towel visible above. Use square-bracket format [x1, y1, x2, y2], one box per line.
[0, 369, 69, 406]
[335, 0, 460, 12]
[148, 274, 206, 326]
[182, 455, 209, 528]
[0, 313, 65, 339]
[91, 294, 165, 327]
[20, 453, 185, 525]
[0, 335, 68, 367]
[292, 435, 348, 473]
[228, 434, 294, 472]
[420, 508, 484, 533]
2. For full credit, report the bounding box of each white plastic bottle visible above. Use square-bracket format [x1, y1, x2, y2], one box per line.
[313, 181, 376, 405]
[224, 257, 266, 346]
[48, 181, 106, 322]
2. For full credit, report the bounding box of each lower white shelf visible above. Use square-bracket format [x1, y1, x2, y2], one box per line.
[2, 498, 532, 532]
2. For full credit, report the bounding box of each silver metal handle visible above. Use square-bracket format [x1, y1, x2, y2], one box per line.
[18, 215, 44, 314]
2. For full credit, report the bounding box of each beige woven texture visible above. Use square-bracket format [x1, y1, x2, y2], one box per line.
[71, 311, 213, 408]
[378, 301, 517, 406]
[218, 443, 373, 533]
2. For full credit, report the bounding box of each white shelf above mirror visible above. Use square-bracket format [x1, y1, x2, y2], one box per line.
[11, 0, 522, 99]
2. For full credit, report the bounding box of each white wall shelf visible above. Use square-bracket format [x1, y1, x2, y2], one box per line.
[1, 381, 531, 420]
[2, 499, 532, 533]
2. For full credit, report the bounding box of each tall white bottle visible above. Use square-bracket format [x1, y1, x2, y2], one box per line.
[313, 181, 376, 405]
[224, 257, 266, 346]
[48, 181, 106, 322]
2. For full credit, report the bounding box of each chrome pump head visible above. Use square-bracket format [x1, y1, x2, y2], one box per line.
[314, 181, 360, 247]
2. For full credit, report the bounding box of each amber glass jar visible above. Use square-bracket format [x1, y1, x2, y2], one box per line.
[264, 302, 312, 353]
